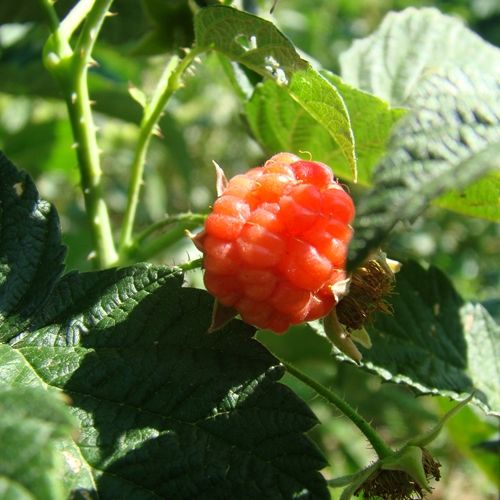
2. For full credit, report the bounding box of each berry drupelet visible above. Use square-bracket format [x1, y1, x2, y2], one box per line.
[194, 153, 355, 333]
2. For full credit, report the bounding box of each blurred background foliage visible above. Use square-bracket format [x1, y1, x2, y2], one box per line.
[0, 1, 498, 498]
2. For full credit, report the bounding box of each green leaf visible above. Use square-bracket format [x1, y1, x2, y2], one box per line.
[0, 117, 78, 182]
[434, 174, 500, 221]
[245, 72, 404, 184]
[0, 155, 329, 498]
[438, 398, 500, 486]
[0, 152, 66, 341]
[336, 261, 500, 416]
[348, 68, 500, 268]
[131, 0, 195, 55]
[13, 267, 328, 498]
[340, 7, 500, 107]
[460, 303, 500, 415]
[194, 5, 357, 177]
[0, 385, 76, 500]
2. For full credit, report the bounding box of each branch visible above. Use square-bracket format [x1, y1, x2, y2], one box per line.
[41, 0, 118, 268]
[119, 46, 205, 254]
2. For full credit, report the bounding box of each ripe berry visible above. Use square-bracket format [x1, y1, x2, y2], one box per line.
[195, 153, 355, 333]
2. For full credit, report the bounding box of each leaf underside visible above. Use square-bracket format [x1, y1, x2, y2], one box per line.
[347, 60, 500, 268]
[338, 8, 500, 268]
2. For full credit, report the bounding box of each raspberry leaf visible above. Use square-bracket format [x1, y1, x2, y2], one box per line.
[0, 383, 77, 500]
[194, 5, 357, 176]
[343, 8, 500, 267]
[245, 73, 405, 184]
[0, 155, 329, 499]
[340, 7, 499, 107]
[0, 153, 66, 342]
[337, 261, 500, 416]
[348, 66, 500, 268]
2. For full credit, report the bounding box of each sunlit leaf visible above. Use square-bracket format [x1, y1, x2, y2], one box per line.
[245, 72, 404, 183]
[0, 384, 76, 500]
[348, 68, 500, 268]
[340, 7, 500, 106]
[195, 5, 357, 177]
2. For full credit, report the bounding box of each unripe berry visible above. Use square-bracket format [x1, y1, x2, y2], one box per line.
[195, 153, 355, 333]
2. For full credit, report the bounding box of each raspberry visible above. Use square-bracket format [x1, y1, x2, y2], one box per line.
[196, 153, 355, 334]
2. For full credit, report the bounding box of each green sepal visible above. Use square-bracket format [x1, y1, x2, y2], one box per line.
[338, 463, 380, 500]
[408, 393, 474, 447]
[323, 309, 362, 363]
[381, 446, 430, 492]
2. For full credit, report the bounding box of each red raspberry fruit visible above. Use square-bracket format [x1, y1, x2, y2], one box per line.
[196, 153, 355, 334]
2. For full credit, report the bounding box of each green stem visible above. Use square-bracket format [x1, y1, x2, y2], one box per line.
[119, 46, 205, 253]
[40, 0, 60, 33]
[177, 257, 203, 272]
[136, 212, 207, 243]
[60, 0, 97, 40]
[281, 359, 393, 459]
[67, 0, 117, 268]
[41, 0, 118, 268]
[120, 219, 203, 265]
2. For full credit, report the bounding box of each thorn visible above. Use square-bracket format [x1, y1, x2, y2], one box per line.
[152, 124, 164, 139]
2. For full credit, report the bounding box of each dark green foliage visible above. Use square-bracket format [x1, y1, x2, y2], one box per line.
[348, 262, 499, 415]
[0, 153, 66, 341]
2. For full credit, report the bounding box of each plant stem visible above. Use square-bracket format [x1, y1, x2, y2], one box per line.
[177, 258, 203, 272]
[60, 0, 97, 40]
[40, 0, 60, 33]
[136, 212, 207, 243]
[281, 359, 393, 459]
[41, 0, 118, 268]
[119, 47, 205, 254]
[69, 0, 117, 267]
[120, 218, 203, 265]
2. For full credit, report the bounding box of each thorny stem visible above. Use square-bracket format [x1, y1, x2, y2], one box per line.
[41, 0, 117, 268]
[119, 46, 205, 255]
[281, 359, 393, 459]
[60, 0, 97, 40]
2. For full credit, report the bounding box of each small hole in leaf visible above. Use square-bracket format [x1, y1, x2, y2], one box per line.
[234, 34, 257, 52]
[13, 182, 24, 196]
